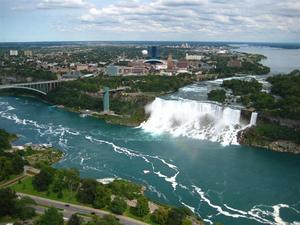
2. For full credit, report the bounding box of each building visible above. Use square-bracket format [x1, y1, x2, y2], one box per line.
[24, 50, 33, 57]
[9, 50, 18, 56]
[62, 71, 82, 79]
[76, 64, 89, 71]
[186, 53, 203, 61]
[227, 59, 242, 68]
[106, 65, 120, 76]
[149, 46, 160, 59]
[167, 54, 174, 70]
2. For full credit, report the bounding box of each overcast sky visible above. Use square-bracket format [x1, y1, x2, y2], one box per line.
[1, 0, 300, 42]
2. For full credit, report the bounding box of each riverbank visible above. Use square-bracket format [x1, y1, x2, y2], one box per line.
[0, 128, 205, 225]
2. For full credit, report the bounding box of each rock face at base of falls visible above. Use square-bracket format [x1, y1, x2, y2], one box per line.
[238, 128, 300, 154]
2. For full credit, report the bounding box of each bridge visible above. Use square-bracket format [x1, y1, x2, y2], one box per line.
[0, 79, 75, 95]
[0, 79, 130, 96]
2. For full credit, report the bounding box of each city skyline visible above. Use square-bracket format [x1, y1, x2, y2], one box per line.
[1, 0, 300, 42]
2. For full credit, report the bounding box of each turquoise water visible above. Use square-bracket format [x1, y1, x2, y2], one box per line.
[0, 96, 299, 225]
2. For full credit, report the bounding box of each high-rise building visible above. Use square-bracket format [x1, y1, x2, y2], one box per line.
[9, 50, 18, 56]
[24, 50, 33, 57]
[167, 54, 174, 70]
[149, 46, 160, 59]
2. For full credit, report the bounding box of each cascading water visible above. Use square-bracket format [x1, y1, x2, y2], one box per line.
[250, 112, 258, 126]
[140, 98, 251, 145]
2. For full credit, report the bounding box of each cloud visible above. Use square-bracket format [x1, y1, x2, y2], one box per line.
[77, 0, 300, 40]
[37, 0, 89, 9]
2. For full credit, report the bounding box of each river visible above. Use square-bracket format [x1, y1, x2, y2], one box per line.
[0, 46, 300, 225]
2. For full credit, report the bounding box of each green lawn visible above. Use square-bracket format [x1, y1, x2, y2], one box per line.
[10, 176, 156, 224]
[10, 176, 79, 205]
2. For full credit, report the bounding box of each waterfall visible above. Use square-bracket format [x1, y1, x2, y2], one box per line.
[140, 98, 248, 145]
[250, 112, 258, 126]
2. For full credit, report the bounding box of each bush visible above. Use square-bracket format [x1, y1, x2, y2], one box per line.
[133, 196, 149, 217]
[110, 197, 127, 215]
[150, 207, 169, 225]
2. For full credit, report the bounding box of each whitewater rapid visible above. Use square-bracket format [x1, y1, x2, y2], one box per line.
[140, 98, 254, 146]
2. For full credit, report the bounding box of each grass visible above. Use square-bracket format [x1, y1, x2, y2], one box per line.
[10, 176, 79, 205]
[9, 176, 156, 224]
[0, 173, 24, 186]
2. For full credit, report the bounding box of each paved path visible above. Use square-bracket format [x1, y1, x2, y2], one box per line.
[18, 193, 148, 225]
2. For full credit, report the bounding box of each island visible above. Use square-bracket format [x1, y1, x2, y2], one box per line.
[207, 70, 300, 154]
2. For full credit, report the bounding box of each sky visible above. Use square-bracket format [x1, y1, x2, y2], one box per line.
[1, 0, 300, 42]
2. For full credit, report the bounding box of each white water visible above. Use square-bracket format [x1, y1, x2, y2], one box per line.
[250, 112, 258, 126]
[141, 98, 252, 145]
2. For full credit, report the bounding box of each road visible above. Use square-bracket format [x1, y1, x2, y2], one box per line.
[18, 193, 148, 225]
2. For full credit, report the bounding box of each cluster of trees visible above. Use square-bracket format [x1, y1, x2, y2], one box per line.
[0, 188, 36, 221]
[212, 55, 270, 77]
[30, 167, 202, 224]
[266, 70, 300, 120]
[241, 123, 300, 145]
[0, 61, 57, 83]
[221, 78, 262, 96]
[207, 89, 226, 103]
[36, 207, 123, 225]
[31, 166, 146, 216]
[151, 206, 195, 225]
[47, 74, 197, 124]
[0, 129, 25, 181]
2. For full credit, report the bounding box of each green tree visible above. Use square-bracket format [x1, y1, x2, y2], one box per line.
[150, 207, 169, 225]
[36, 207, 63, 225]
[110, 197, 127, 215]
[207, 89, 226, 103]
[15, 196, 36, 220]
[0, 156, 13, 181]
[0, 188, 16, 217]
[67, 214, 82, 225]
[93, 185, 111, 209]
[134, 196, 149, 217]
[32, 168, 53, 192]
[76, 179, 98, 204]
[166, 208, 185, 225]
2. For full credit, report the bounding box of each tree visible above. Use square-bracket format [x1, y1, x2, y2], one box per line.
[0, 188, 16, 217]
[36, 207, 63, 225]
[166, 208, 186, 225]
[67, 214, 82, 225]
[150, 207, 169, 225]
[11, 154, 24, 175]
[134, 196, 149, 217]
[76, 179, 98, 204]
[64, 168, 80, 192]
[0, 129, 12, 150]
[93, 185, 111, 209]
[207, 89, 226, 103]
[32, 168, 53, 192]
[15, 196, 36, 220]
[0, 156, 13, 181]
[110, 197, 127, 215]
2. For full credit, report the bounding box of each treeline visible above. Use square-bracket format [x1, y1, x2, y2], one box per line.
[52, 74, 197, 94]
[0, 188, 36, 222]
[212, 55, 270, 77]
[0, 62, 57, 82]
[47, 74, 197, 124]
[27, 165, 201, 225]
[0, 129, 24, 181]
[267, 70, 300, 120]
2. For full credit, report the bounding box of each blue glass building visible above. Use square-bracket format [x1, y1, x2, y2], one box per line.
[149, 46, 160, 59]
